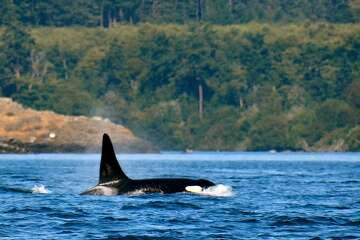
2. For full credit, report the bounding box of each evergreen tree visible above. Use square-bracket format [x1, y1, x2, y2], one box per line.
[2, 0, 359, 26]
[326, 0, 354, 23]
[101, 40, 133, 98]
[138, 28, 176, 93]
[0, 0, 34, 80]
[172, 25, 218, 119]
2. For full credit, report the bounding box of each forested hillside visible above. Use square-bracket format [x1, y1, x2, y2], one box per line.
[0, 0, 359, 151]
[1, 0, 360, 26]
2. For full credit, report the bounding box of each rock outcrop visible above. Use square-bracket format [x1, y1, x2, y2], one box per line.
[0, 98, 154, 153]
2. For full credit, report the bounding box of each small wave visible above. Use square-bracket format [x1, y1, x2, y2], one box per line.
[271, 216, 317, 226]
[188, 184, 234, 197]
[269, 215, 353, 226]
[102, 216, 130, 221]
[122, 200, 202, 210]
[303, 203, 351, 210]
[0, 186, 32, 194]
[31, 184, 51, 194]
[127, 189, 146, 196]
[347, 220, 360, 226]
[239, 218, 259, 223]
[104, 235, 171, 240]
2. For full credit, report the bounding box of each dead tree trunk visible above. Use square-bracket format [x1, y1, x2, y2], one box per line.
[100, 0, 104, 27]
[197, 0, 205, 21]
[15, 67, 21, 79]
[152, 0, 160, 20]
[107, 8, 112, 28]
[139, 0, 145, 21]
[228, 0, 234, 19]
[198, 84, 204, 119]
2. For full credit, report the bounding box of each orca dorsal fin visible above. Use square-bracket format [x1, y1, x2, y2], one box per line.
[99, 134, 129, 184]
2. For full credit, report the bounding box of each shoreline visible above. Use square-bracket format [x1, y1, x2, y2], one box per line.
[0, 152, 359, 164]
[0, 148, 358, 154]
[0, 98, 156, 154]
[0, 139, 157, 154]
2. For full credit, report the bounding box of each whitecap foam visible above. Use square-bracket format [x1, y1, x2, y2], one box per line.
[127, 189, 146, 196]
[187, 184, 234, 197]
[31, 184, 51, 194]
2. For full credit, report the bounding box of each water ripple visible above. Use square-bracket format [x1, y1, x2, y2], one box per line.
[0, 154, 359, 239]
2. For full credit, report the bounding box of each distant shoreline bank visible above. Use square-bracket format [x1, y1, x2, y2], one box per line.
[0, 141, 356, 155]
[0, 98, 156, 154]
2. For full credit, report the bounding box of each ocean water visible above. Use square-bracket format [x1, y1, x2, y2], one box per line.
[0, 152, 360, 239]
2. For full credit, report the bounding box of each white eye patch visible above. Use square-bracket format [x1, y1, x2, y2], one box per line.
[185, 185, 203, 193]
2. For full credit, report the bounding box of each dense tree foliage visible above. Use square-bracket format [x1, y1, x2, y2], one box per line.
[0, 0, 34, 94]
[0, 22, 359, 151]
[0, 0, 359, 26]
[0, 0, 359, 151]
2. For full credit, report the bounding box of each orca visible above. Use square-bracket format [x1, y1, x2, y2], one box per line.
[80, 134, 215, 195]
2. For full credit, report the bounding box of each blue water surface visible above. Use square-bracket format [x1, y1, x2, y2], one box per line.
[0, 152, 360, 239]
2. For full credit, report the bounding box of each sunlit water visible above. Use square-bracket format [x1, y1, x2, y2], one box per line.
[0, 152, 360, 239]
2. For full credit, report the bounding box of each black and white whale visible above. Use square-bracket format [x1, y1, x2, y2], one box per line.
[81, 134, 215, 195]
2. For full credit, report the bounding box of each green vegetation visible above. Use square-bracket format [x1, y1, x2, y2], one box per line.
[0, 0, 359, 151]
[1, 0, 359, 26]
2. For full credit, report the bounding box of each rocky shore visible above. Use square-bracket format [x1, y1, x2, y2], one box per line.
[0, 98, 155, 153]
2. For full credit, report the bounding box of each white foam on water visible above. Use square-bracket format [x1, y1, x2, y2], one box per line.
[187, 184, 234, 197]
[31, 184, 51, 194]
[127, 189, 146, 196]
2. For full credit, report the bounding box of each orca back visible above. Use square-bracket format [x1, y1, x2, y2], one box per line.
[99, 134, 129, 184]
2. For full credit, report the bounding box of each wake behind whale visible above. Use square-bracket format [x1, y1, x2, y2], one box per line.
[0, 184, 51, 194]
[81, 134, 224, 196]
